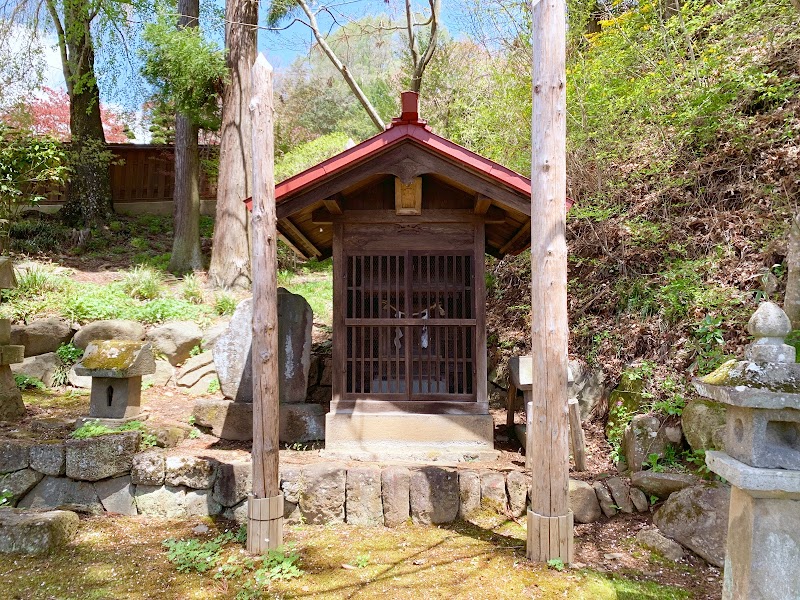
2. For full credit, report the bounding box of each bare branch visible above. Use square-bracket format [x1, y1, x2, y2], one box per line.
[43, 0, 72, 94]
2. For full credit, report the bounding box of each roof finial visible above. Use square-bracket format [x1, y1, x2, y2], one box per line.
[400, 91, 419, 121]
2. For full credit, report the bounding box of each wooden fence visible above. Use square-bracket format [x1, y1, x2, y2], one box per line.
[43, 144, 218, 210]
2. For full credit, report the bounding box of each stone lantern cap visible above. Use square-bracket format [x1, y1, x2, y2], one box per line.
[74, 340, 156, 378]
[693, 360, 800, 410]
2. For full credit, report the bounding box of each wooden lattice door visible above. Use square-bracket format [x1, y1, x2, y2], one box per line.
[345, 251, 476, 403]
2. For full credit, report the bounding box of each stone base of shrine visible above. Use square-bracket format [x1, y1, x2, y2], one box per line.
[321, 412, 499, 462]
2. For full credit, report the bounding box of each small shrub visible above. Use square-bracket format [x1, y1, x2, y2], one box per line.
[13, 266, 69, 297]
[163, 531, 236, 574]
[214, 293, 238, 316]
[120, 265, 164, 300]
[207, 377, 220, 394]
[199, 215, 214, 238]
[181, 274, 204, 304]
[0, 488, 12, 506]
[56, 342, 83, 365]
[14, 374, 45, 390]
[130, 237, 149, 250]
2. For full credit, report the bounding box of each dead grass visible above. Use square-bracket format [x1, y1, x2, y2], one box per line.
[0, 516, 702, 600]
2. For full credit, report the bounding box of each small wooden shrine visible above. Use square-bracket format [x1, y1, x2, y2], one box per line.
[272, 93, 533, 459]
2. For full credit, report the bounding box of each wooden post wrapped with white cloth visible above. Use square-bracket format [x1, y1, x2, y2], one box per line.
[248, 53, 283, 554]
[527, 0, 573, 564]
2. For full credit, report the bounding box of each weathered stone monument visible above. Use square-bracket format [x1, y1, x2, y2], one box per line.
[0, 258, 25, 421]
[194, 290, 324, 442]
[693, 301, 800, 600]
[73, 340, 156, 426]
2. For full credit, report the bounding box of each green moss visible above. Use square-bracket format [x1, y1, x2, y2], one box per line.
[699, 359, 738, 386]
[80, 341, 143, 371]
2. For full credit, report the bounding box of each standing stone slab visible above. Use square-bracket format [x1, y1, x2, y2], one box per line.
[480, 471, 507, 513]
[606, 477, 635, 514]
[346, 466, 383, 526]
[213, 461, 252, 508]
[506, 470, 530, 518]
[0, 439, 31, 473]
[630, 487, 650, 512]
[164, 455, 217, 489]
[94, 476, 136, 516]
[300, 463, 346, 524]
[18, 476, 101, 512]
[1, 468, 44, 504]
[29, 441, 66, 476]
[569, 479, 602, 523]
[213, 291, 312, 405]
[410, 467, 458, 525]
[65, 432, 140, 482]
[0, 509, 79, 554]
[622, 414, 681, 472]
[131, 449, 166, 486]
[654, 483, 730, 567]
[458, 470, 481, 520]
[682, 399, 726, 452]
[381, 466, 410, 527]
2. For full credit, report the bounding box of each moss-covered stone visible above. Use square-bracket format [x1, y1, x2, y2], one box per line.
[74, 340, 155, 378]
[605, 370, 647, 440]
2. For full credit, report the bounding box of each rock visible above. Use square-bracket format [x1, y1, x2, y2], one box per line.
[0, 438, 31, 473]
[134, 485, 186, 517]
[569, 479, 602, 523]
[192, 398, 252, 441]
[176, 352, 214, 389]
[506, 470, 529, 518]
[606, 477, 634, 513]
[154, 426, 187, 449]
[65, 431, 140, 482]
[381, 466, 410, 527]
[0, 509, 79, 554]
[320, 357, 332, 386]
[29, 441, 65, 476]
[299, 463, 345, 524]
[30, 418, 74, 434]
[621, 414, 681, 472]
[213, 291, 313, 404]
[145, 322, 203, 366]
[67, 366, 92, 389]
[636, 528, 685, 561]
[184, 489, 222, 517]
[568, 360, 605, 422]
[307, 354, 321, 388]
[18, 476, 101, 511]
[458, 471, 481, 520]
[654, 484, 730, 567]
[606, 370, 648, 439]
[279, 404, 326, 443]
[11, 352, 60, 387]
[131, 449, 165, 486]
[280, 466, 303, 524]
[410, 467, 459, 525]
[480, 471, 507, 513]
[143, 360, 174, 388]
[682, 399, 726, 452]
[201, 323, 228, 351]
[94, 476, 136, 516]
[629, 487, 650, 512]
[11, 318, 72, 357]
[72, 320, 145, 350]
[630, 471, 701, 499]
[593, 481, 617, 518]
[0, 366, 25, 421]
[1, 468, 44, 504]
[213, 461, 251, 508]
[222, 500, 248, 525]
[164, 455, 217, 489]
[345, 466, 382, 526]
[213, 299, 253, 402]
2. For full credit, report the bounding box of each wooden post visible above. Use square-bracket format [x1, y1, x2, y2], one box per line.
[247, 53, 283, 554]
[527, 0, 572, 564]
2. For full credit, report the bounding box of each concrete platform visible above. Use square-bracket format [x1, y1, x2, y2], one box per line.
[322, 412, 499, 462]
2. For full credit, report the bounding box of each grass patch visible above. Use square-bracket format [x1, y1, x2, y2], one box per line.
[278, 263, 333, 326]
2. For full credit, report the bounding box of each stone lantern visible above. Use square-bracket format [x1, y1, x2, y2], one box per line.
[693, 302, 800, 600]
[74, 340, 156, 426]
[0, 257, 25, 421]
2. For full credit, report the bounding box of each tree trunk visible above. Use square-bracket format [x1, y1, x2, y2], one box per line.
[59, 0, 113, 228]
[785, 213, 800, 329]
[208, 0, 258, 290]
[169, 0, 203, 274]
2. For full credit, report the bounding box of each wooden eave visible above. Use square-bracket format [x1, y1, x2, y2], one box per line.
[271, 120, 541, 260]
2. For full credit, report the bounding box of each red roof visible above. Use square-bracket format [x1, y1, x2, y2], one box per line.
[275, 92, 532, 204]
